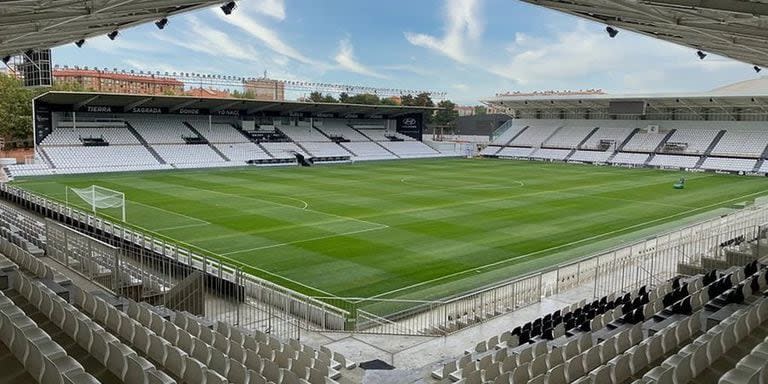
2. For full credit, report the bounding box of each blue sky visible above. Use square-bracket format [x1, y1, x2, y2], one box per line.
[53, 0, 762, 104]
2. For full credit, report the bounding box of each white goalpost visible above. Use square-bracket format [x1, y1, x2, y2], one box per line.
[65, 185, 126, 222]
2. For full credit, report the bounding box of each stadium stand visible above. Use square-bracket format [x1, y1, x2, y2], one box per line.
[214, 143, 274, 163]
[498, 147, 535, 158]
[278, 124, 333, 142]
[152, 144, 228, 166]
[378, 141, 441, 158]
[609, 152, 650, 166]
[700, 157, 759, 173]
[187, 121, 249, 144]
[710, 128, 768, 158]
[543, 124, 596, 149]
[431, 259, 768, 384]
[6, 111, 460, 178]
[0, 201, 360, 384]
[339, 141, 398, 160]
[314, 121, 371, 142]
[509, 121, 562, 147]
[127, 116, 196, 144]
[662, 128, 720, 155]
[621, 130, 668, 153]
[482, 118, 768, 175]
[648, 154, 701, 169]
[568, 150, 612, 164]
[479, 146, 503, 157]
[530, 148, 572, 161]
[489, 122, 528, 146]
[579, 125, 637, 151]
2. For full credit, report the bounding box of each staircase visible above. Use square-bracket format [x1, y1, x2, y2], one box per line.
[753, 159, 764, 173]
[183, 122, 230, 161]
[502, 126, 529, 147]
[616, 128, 640, 152]
[645, 153, 656, 166]
[125, 122, 166, 165]
[36, 147, 56, 168]
[540, 126, 565, 148]
[352, 127, 400, 158]
[654, 129, 677, 153]
[705, 130, 727, 157]
[339, 143, 358, 156]
[577, 127, 601, 149]
[759, 141, 768, 160]
[696, 130, 727, 169]
[292, 141, 314, 157]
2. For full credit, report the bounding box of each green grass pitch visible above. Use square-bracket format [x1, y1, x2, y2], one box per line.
[12, 158, 768, 305]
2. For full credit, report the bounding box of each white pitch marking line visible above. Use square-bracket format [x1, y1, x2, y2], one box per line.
[155, 222, 211, 232]
[131, 200, 210, 224]
[220, 225, 389, 255]
[176, 183, 386, 228]
[400, 177, 526, 190]
[364, 188, 768, 301]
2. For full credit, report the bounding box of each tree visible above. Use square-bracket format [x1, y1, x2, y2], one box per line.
[338, 92, 350, 103]
[321, 94, 338, 103]
[432, 99, 459, 128]
[380, 97, 398, 106]
[346, 93, 380, 105]
[308, 91, 324, 102]
[400, 94, 414, 106]
[474, 105, 487, 115]
[413, 92, 435, 108]
[0, 73, 36, 144]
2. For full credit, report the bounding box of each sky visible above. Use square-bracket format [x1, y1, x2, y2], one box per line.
[52, 0, 763, 104]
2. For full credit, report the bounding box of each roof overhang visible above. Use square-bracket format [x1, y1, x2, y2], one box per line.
[484, 91, 768, 111]
[0, 0, 226, 57]
[35, 91, 438, 116]
[521, 0, 768, 68]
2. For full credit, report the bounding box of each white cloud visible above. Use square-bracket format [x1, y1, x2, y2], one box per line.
[83, 35, 160, 54]
[250, 0, 286, 21]
[153, 17, 260, 63]
[334, 38, 386, 78]
[378, 64, 432, 77]
[214, 7, 322, 67]
[404, 0, 482, 63]
[487, 21, 748, 91]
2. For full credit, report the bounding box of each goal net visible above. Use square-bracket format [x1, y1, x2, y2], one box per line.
[66, 185, 126, 222]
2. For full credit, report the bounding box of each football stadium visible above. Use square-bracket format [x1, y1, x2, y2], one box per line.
[2, 1, 768, 384]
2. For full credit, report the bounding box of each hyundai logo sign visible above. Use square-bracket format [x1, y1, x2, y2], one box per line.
[403, 117, 417, 126]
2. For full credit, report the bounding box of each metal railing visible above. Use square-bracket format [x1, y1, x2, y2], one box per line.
[1, 183, 767, 337]
[310, 203, 768, 336]
[0, 184, 348, 340]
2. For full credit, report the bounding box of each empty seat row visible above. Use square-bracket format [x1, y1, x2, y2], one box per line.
[13, 271, 171, 383]
[0, 287, 100, 384]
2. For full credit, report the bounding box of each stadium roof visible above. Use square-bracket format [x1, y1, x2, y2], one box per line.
[36, 91, 437, 116]
[521, 0, 768, 68]
[483, 77, 768, 112]
[0, 0, 225, 57]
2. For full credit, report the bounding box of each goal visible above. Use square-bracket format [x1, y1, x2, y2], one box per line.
[66, 185, 126, 222]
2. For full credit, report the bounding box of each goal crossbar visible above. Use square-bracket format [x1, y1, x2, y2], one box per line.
[66, 185, 126, 222]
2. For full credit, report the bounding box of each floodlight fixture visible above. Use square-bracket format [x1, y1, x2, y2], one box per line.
[155, 18, 168, 29]
[221, 1, 237, 15]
